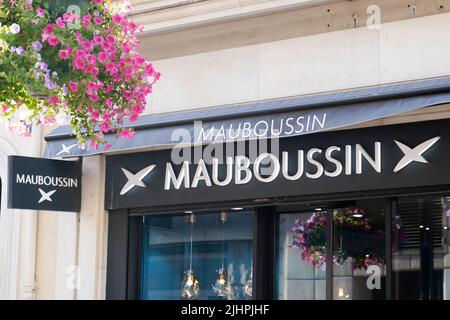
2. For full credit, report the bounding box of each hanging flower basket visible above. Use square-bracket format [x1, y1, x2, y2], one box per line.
[291, 208, 385, 270]
[0, 0, 160, 148]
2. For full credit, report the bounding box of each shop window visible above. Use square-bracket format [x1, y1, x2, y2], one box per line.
[332, 199, 386, 300]
[140, 210, 253, 300]
[276, 199, 386, 300]
[392, 196, 450, 300]
[277, 210, 327, 300]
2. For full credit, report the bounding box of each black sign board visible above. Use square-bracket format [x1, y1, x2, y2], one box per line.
[8, 156, 82, 212]
[105, 119, 450, 210]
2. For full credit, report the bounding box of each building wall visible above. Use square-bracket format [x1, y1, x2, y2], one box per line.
[146, 11, 450, 114]
[0, 127, 41, 299]
[5, 0, 450, 299]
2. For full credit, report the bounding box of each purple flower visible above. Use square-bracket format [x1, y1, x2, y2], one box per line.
[45, 80, 56, 90]
[32, 41, 42, 52]
[10, 23, 20, 34]
[39, 62, 48, 71]
[44, 71, 57, 89]
[15, 46, 25, 56]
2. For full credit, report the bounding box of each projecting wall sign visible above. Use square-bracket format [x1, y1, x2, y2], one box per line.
[105, 119, 450, 210]
[8, 156, 82, 212]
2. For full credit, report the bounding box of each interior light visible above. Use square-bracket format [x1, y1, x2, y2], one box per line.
[315, 208, 322, 211]
[181, 214, 199, 300]
[419, 225, 424, 229]
[353, 213, 363, 218]
[231, 208, 243, 211]
[425, 227, 430, 231]
[184, 210, 193, 214]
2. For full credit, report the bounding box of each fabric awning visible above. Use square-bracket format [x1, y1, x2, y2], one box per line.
[44, 76, 450, 158]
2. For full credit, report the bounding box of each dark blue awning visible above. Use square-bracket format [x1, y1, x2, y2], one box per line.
[44, 76, 450, 158]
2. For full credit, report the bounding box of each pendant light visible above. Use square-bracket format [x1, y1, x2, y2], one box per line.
[242, 263, 253, 299]
[212, 211, 234, 298]
[181, 213, 200, 300]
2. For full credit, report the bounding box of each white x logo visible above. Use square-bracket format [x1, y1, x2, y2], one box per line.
[120, 165, 156, 195]
[393, 137, 440, 173]
[56, 143, 77, 156]
[38, 188, 56, 203]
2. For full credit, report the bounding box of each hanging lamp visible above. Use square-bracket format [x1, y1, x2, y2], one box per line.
[181, 213, 200, 299]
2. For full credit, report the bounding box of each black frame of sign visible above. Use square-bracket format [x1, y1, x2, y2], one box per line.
[105, 186, 450, 300]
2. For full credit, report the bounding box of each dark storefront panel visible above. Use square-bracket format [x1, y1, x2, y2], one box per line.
[105, 119, 450, 210]
[105, 119, 450, 300]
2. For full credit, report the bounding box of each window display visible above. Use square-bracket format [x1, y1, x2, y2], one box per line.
[141, 210, 253, 300]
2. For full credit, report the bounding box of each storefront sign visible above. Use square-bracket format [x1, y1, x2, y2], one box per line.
[105, 119, 450, 210]
[8, 156, 82, 212]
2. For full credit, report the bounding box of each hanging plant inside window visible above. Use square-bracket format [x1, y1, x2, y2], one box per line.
[0, 0, 160, 149]
[290, 208, 386, 270]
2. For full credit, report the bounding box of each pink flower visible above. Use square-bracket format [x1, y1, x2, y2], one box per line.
[48, 96, 59, 105]
[86, 81, 99, 95]
[48, 36, 59, 46]
[105, 62, 118, 75]
[36, 7, 45, 18]
[89, 94, 99, 103]
[93, 36, 103, 45]
[81, 14, 91, 28]
[144, 64, 155, 77]
[129, 114, 139, 122]
[66, 13, 78, 23]
[84, 65, 94, 75]
[128, 21, 137, 34]
[93, 16, 103, 25]
[58, 49, 69, 60]
[100, 121, 110, 132]
[86, 54, 96, 65]
[103, 143, 112, 151]
[68, 82, 78, 93]
[56, 17, 65, 28]
[119, 129, 135, 139]
[74, 57, 85, 70]
[105, 85, 114, 94]
[75, 32, 83, 45]
[113, 74, 122, 82]
[98, 51, 108, 62]
[112, 14, 123, 25]
[123, 91, 133, 101]
[1, 104, 8, 112]
[105, 35, 115, 44]
[43, 23, 54, 35]
[82, 40, 94, 51]
[92, 109, 100, 121]
[89, 139, 99, 150]
[75, 49, 87, 58]
[93, 0, 103, 4]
